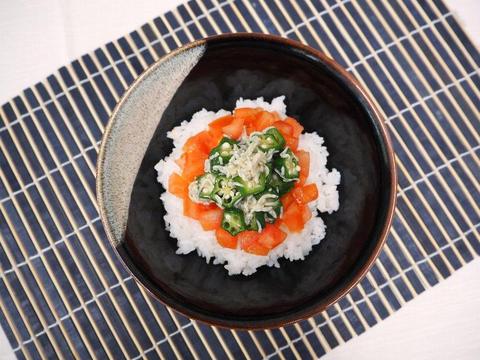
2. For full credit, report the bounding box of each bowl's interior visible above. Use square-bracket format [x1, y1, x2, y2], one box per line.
[114, 36, 393, 328]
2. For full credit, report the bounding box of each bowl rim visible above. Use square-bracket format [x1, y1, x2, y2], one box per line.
[96, 32, 397, 329]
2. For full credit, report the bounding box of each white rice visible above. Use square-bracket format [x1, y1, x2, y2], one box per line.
[154, 96, 340, 276]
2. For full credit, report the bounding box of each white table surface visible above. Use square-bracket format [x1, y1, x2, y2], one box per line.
[0, 1, 479, 359]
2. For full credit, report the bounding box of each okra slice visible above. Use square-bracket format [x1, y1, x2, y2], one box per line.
[222, 208, 247, 236]
[253, 127, 285, 152]
[209, 137, 237, 171]
[196, 173, 216, 200]
[211, 175, 243, 208]
[273, 148, 300, 181]
[234, 172, 267, 196]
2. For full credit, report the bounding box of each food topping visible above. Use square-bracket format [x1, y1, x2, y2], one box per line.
[168, 108, 320, 255]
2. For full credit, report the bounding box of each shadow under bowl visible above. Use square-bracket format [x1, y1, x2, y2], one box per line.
[97, 33, 396, 329]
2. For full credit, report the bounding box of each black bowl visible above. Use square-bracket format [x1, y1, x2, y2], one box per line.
[97, 33, 396, 329]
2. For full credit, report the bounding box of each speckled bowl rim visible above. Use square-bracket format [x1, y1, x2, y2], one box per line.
[96, 33, 397, 329]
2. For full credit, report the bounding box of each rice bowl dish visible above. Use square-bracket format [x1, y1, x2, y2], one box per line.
[96, 33, 397, 328]
[155, 96, 340, 275]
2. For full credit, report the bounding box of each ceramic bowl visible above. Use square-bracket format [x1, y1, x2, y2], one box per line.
[97, 33, 397, 329]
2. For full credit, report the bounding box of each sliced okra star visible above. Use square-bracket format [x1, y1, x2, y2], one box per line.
[211, 175, 243, 208]
[268, 172, 294, 196]
[209, 137, 237, 171]
[264, 128, 286, 149]
[273, 148, 300, 181]
[222, 208, 247, 236]
[195, 173, 216, 200]
[234, 172, 267, 196]
[246, 212, 266, 232]
[253, 127, 285, 152]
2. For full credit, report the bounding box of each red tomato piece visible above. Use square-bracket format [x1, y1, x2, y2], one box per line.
[254, 111, 277, 132]
[204, 128, 224, 150]
[291, 183, 319, 205]
[295, 150, 310, 185]
[291, 187, 305, 205]
[238, 231, 269, 256]
[284, 117, 304, 137]
[182, 131, 210, 154]
[284, 134, 299, 151]
[302, 183, 318, 203]
[199, 208, 223, 231]
[222, 116, 244, 139]
[300, 204, 312, 224]
[208, 115, 234, 130]
[281, 192, 295, 209]
[234, 107, 262, 122]
[174, 153, 186, 171]
[183, 197, 215, 220]
[215, 228, 238, 249]
[257, 224, 287, 249]
[168, 172, 188, 199]
[282, 202, 304, 232]
[273, 120, 293, 138]
[182, 151, 207, 181]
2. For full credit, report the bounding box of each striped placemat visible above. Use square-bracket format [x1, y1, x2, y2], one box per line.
[1, 0, 479, 358]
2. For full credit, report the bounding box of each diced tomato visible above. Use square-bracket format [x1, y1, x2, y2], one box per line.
[182, 131, 209, 154]
[234, 107, 262, 122]
[182, 151, 207, 181]
[295, 150, 310, 185]
[281, 192, 295, 209]
[291, 187, 305, 205]
[271, 112, 281, 120]
[257, 224, 287, 249]
[215, 228, 238, 249]
[238, 231, 269, 256]
[222, 116, 244, 139]
[273, 120, 293, 138]
[291, 183, 318, 205]
[282, 202, 304, 232]
[205, 128, 224, 150]
[302, 183, 318, 203]
[208, 115, 234, 130]
[183, 130, 223, 154]
[168, 173, 188, 198]
[183, 197, 215, 220]
[296, 150, 310, 173]
[284, 117, 304, 137]
[241, 109, 279, 134]
[175, 153, 186, 171]
[245, 123, 257, 135]
[254, 111, 277, 132]
[284, 134, 299, 151]
[274, 218, 284, 227]
[238, 231, 259, 245]
[300, 205, 312, 224]
[199, 208, 223, 231]
[298, 174, 307, 187]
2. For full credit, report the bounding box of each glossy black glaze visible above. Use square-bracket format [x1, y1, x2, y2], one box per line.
[119, 35, 394, 328]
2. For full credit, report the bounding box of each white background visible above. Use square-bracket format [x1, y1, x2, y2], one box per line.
[0, 1, 479, 359]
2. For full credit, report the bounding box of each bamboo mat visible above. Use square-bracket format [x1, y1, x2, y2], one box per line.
[0, 0, 479, 359]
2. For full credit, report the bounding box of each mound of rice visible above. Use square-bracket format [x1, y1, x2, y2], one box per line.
[155, 96, 340, 275]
